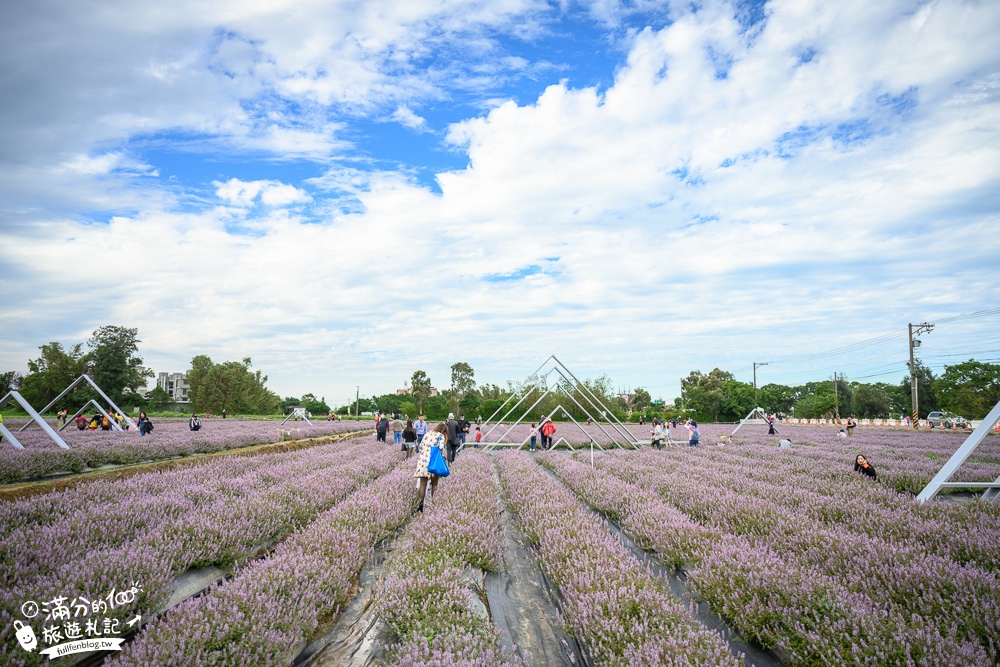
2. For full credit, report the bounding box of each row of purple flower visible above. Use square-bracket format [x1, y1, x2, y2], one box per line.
[1, 437, 401, 667]
[541, 446, 999, 665]
[0, 418, 368, 483]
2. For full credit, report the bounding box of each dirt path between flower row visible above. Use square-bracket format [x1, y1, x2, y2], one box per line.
[299, 463, 585, 667]
[0, 429, 371, 502]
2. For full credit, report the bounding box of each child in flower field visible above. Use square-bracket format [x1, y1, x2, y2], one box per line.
[402, 419, 417, 458]
[854, 454, 877, 480]
[474, 426, 482, 447]
[529, 423, 538, 451]
[414, 422, 448, 511]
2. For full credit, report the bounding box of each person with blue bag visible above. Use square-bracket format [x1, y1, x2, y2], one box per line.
[414, 422, 450, 511]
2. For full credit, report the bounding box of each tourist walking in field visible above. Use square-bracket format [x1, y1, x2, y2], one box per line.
[414, 422, 448, 511]
[391, 415, 404, 447]
[189, 413, 201, 431]
[445, 413, 460, 462]
[457, 414, 470, 446]
[137, 412, 152, 436]
[846, 417, 857, 436]
[376, 413, 389, 443]
[529, 423, 538, 451]
[402, 419, 417, 458]
[415, 414, 428, 444]
[650, 418, 666, 449]
[854, 454, 877, 480]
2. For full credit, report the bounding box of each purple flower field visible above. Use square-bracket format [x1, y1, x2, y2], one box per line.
[374, 451, 519, 667]
[1, 436, 402, 667]
[0, 418, 370, 483]
[486, 421, 1000, 494]
[573, 442, 1000, 665]
[496, 451, 741, 666]
[2, 421, 999, 666]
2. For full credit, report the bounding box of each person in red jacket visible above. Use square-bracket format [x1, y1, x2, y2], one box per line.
[540, 418, 556, 449]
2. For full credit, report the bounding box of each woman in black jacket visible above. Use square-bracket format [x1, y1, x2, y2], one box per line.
[854, 454, 877, 480]
[375, 414, 389, 443]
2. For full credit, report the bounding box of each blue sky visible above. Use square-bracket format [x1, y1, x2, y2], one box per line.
[1, 0, 999, 409]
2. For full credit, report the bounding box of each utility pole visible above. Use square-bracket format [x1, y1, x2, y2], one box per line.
[908, 322, 934, 429]
[832, 372, 840, 420]
[753, 362, 768, 410]
[355, 386, 360, 418]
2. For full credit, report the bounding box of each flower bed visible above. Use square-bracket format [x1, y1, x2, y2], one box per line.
[113, 465, 416, 666]
[0, 418, 369, 482]
[495, 450, 740, 666]
[0, 438, 401, 667]
[374, 451, 518, 666]
[589, 448, 999, 665]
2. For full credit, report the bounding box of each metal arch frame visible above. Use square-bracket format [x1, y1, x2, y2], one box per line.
[481, 356, 639, 450]
[917, 399, 1000, 502]
[61, 400, 124, 433]
[0, 391, 70, 450]
[477, 404, 610, 453]
[732, 407, 778, 436]
[281, 408, 312, 426]
[18, 374, 138, 432]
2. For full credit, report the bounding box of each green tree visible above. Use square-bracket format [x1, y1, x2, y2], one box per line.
[300, 393, 331, 416]
[20, 342, 91, 409]
[459, 392, 481, 416]
[900, 360, 939, 417]
[450, 362, 476, 413]
[631, 388, 652, 413]
[934, 359, 1000, 419]
[410, 370, 433, 413]
[88, 326, 153, 408]
[680, 369, 734, 422]
[793, 391, 838, 419]
[757, 383, 797, 415]
[719, 380, 755, 422]
[0, 371, 23, 398]
[853, 383, 892, 419]
[145, 385, 173, 412]
[187, 356, 279, 414]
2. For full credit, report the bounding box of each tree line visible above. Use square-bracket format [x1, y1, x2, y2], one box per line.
[4, 330, 996, 423]
[0, 327, 293, 416]
[676, 359, 1000, 423]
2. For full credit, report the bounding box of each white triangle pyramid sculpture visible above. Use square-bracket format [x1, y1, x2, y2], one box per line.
[19, 374, 138, 432]
[0, 391, 69, 450]
[918, 399, 1000, 502]
[479, 356, 639, 450]
[732, 407, 777, 436]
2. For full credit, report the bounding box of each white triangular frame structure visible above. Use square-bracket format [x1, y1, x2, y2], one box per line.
[18, 374, 138, 432]
[917, 399, 1000, 502]
[480, 356, 639, 450]
[0, 391, 69, 450]
[61, 400, 124, 433]
[281, 408, 312, 426]
[732, 407, 777, 436]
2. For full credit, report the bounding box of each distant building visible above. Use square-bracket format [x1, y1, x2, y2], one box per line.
[157, 372, 190, 404]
